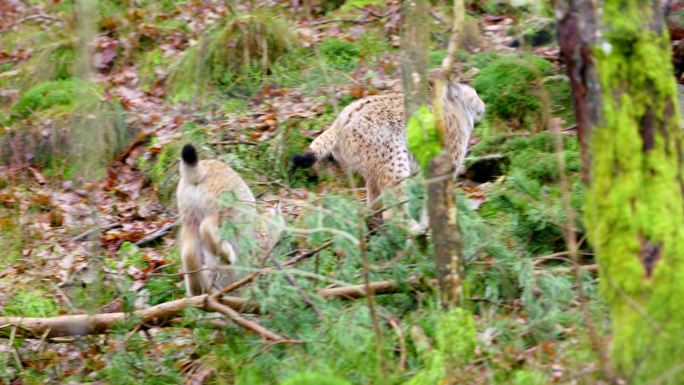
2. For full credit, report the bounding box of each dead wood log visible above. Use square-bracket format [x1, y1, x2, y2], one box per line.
[0, 295, 256, 338]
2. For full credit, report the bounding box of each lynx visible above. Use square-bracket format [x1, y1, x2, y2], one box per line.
[177, 144, 282, 295]
[291, 82, 485, 207]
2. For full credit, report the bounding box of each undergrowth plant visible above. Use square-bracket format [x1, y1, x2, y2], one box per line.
[167, 8, 295, 103]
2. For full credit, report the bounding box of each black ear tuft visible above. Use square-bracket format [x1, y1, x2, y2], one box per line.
[181, 144, 199, 166]
[291, 152, 317, 169]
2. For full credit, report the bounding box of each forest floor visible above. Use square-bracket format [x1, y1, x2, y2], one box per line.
[0, 1, 623, 384]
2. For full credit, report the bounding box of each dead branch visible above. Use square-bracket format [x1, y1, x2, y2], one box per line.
[317, 277, 433, 299]
[134, 221, 178, 247]
[72, 222, 122, 242]
[0, 295, 257, 338]
[1, 273, 434, 339]
[206, 296, 286, 341]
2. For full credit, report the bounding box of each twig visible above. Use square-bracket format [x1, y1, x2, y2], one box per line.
[387, 317, 407, 372]
[134, 221, 178, 247]
[308, 17, 380, 26]
[72, 222, 122, 242]
[282, 240, 334, 266]
[210, 240, 333, 297]
[534, 264, 598, 275]
[206, 295, 286, 341]
[268, 256, 324, 321]
[533, 250, 595, 265]
[213, 140, 259, 146]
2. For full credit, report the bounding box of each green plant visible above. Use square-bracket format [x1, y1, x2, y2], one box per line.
[3, 289, 59, 317]
[319, 38, 361, 72]
[167, 9, 295, 102]
[472, 53, 551, 127]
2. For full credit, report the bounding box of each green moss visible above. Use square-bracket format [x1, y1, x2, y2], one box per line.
[3, 290, 59, 317]
[12, 79, 95, 118]
[319, 38, 361, 72]
[472, 53, 551, 128]
[3, 79, 129, 180]
[587, 2, 684, 382]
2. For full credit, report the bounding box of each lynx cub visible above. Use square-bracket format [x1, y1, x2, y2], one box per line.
[177, 144, 282, 295]
[291, 82, 485, 207]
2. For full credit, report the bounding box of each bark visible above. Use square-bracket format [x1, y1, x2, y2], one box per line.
[0, 295, 257, 338]
[317, 277, 433, 299]
[0, 277, 432, 338]
[400, 0, 430, 117]
[428, 0, 465, 307]
[427, 154, 462, 305]
[556, 0, 684, 382]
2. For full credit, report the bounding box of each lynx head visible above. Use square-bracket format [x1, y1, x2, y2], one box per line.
[444, 82, 485, 123]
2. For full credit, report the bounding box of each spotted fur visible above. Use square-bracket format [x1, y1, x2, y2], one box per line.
[292, 83, 485, 206]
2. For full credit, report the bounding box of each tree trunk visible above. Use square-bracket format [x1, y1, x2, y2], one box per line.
[401, 0, 430, 117]
[427, 153, 462, 304]
[557, 1, 684, 382]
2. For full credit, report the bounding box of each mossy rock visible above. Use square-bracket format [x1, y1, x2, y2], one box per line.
[11, 79, 95, 119]
[471, 53, 551, 128]
[2, 80, 131, 180]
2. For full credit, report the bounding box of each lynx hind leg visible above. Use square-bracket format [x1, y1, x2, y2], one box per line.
[180, 227, 205, 296]
[199, 214, 237, 265]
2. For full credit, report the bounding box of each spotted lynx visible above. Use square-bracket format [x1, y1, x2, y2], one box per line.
[177, 144, 282, 295]
[291, 82, 485, 207]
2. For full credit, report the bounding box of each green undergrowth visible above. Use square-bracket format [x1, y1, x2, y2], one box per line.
[167, 9, 295, 102]
[471, 53, 552, 129]
[468, 132, 583, 254]
[0, 25, 75, 90]
[2, 289, 59, 318]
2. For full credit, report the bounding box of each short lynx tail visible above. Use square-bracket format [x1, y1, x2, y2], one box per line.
[181, 144, 199, 166]
[290, 152, 317, 169]
[180, 143, 201, 184]
[290, 122, 338, 170]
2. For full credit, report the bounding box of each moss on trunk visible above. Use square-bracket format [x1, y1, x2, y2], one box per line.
[587, 1, 684, 382]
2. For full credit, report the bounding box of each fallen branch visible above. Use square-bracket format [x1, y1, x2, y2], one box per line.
[0, 295, 257, 338]
[206, 296, 286, 341]
[1, 274, 433, 338]
[317, 277, 433, 300]
[72, 222, 122, 242]
[134, 221, 178, 247]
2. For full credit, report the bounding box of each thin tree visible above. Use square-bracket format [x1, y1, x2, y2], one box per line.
[402, 0, 465, 307]
[556, 1, 684, 383]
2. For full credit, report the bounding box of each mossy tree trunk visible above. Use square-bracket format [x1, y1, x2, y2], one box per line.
[557, 1, 684, 382]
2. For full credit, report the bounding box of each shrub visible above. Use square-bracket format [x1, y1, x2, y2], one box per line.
[167, 9, 295, 102]
[472, 53, 551, 128]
